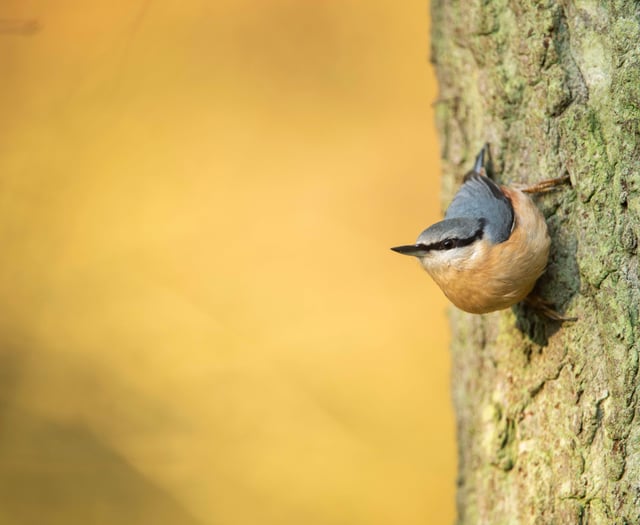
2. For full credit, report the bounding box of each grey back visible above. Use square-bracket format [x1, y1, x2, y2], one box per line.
[444, 173, 514, 244]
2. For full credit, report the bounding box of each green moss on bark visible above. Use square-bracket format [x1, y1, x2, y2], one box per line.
[431, 0, 640, 523]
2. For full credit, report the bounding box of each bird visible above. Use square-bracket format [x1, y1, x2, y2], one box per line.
[391, 144, 570, 316]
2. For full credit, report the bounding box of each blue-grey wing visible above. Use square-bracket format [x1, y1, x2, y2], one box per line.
[444, 173, 514, 244]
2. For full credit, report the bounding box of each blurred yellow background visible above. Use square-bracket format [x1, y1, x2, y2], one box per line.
[1, 1, 454, 524]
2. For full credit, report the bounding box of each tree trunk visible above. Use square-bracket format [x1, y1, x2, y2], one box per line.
[430, 1, 640, 523]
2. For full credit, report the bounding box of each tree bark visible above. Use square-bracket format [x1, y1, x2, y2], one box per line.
[430, 1, 640, 523]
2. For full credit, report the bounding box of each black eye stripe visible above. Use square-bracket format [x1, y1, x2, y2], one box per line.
[432, 236, 475, 250]
[416, 222, 485, 252]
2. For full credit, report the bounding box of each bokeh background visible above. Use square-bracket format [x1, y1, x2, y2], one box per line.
[1, 1, 454, 524]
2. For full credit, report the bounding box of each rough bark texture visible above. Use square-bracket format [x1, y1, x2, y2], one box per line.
[430, 1, 640, 523]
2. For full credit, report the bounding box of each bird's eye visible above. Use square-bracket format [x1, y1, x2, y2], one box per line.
[442, 239, 454, 249]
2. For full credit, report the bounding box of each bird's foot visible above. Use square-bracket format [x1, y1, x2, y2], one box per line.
[519, 175, 571, 194]
[523, 294, 577, 322]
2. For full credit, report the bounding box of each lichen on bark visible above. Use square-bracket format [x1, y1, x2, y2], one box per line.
[430, 1, 640, 523]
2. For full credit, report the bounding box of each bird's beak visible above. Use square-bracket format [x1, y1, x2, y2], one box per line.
[390, 244, 428, 257]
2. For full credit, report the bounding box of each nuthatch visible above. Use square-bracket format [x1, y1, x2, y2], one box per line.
[392, 145, 569, 315]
